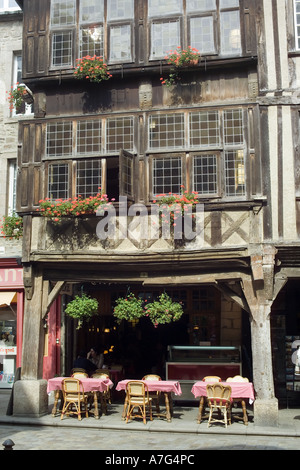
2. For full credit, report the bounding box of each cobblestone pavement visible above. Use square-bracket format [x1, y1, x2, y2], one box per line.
[0, 423, 299, 451]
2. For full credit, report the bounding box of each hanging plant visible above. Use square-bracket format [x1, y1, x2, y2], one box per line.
[65, 293, 99, 329]
[74, 55, 112, 83]
[160, 46, 200, 87]
[113, 292, 145, 324]
[144, 292, 184, 328]
[0, 214, 23, 240]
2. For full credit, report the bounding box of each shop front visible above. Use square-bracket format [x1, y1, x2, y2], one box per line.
[64, 282, 251, 401]
[0, 259, 23, 388]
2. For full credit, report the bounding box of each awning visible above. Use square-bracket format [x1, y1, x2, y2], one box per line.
[0, 292, 17, 308]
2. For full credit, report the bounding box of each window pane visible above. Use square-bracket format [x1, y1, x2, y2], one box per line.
[48, 164, 69, 200]
[220, 10, 241, 55]
[189, 111, 220, 148]
[107, 0, 134, 20]
[193, 154, 218, 195]
[148, 0, 182, 17]
[80, 0, 104, 23]
[224, 150, 245, 196]
[51, 0, 75, 27]
[47, 122, 73, 157]
[220, 0, 239, 8]
[190, 16, 215, 55]
[106, 117, 134, 152]
[109, 25, 132, 62]
[52, 31, 73, 67]
[295, 0, 300, 49]
[77, 120, 102, 155]
[152, 157, 182, 196]
[187, 0, 216, 12]
[121, 153, 133, 197]
[76, 159, 102, 198]
[151, 20, 180, 59]
[223, 109, 243, 145]
[80, 27, 104, 58]
[149, 114, 184, 149]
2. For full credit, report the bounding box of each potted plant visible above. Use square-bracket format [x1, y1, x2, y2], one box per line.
[153, 186, 199, 227]
[65, 293, 99, 329]
[74, 55, 112, 83]
[0, 214, 23, 240]
[144, 292, 184, 328]
[160, 46, 200, 87]
[113, 292, 145, 324]
[6, 83, 27, 112]
[36, 189, 112, 223]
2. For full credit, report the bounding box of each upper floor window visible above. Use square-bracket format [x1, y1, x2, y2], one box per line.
[50, 0, 245, 69]
[50, 0, 134, 68]
[295, 0, 300, 49]
[7, 160, 17, 215]
[12, 54, 33, 116]
[0, 0, 20, 11]
[149, 108, 246, 199]
[149, 0, 241, 60]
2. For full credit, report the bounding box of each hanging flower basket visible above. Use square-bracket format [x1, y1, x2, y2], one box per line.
[0, 214, 23, 240]
[65, 293, 99, 329]
[160, 46, 200, 87]
[74, 55, 112, 83]
[152, 186, 199, 227]
[144, 293, 184, 328]
[113, 292, 145, 324]
[6, 83, 27, 112]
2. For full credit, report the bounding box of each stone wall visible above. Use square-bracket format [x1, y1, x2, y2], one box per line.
[0, 12, 23, 256]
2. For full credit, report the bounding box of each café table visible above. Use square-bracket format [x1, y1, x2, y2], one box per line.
[191, 381, 255, 425]
[47, 376, 113, 419]
[116, 379, 182, 422]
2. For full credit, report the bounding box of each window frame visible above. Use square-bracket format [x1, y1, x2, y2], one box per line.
[147, 107, 247, 201]
[149, 152, 185, 200]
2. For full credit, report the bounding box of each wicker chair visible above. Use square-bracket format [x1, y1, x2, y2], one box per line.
[142, 374, 161, 414]
[71, 371, 89, 378]
[91, 372, 112, 413]
[71, 368, 88, 375]
[60, 378, 88, 421]
[202, 376, 221, 383]
[226, 375, 249, 425]
[206, 383, 232, 428]
[126, 381, 153, 424]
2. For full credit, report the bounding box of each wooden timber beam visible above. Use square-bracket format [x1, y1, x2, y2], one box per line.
[41, 280, 65, 320]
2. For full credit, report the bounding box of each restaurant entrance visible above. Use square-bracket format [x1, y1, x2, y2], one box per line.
[63, 282, 249, 381]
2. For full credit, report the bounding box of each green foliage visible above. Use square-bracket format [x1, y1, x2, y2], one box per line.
[145, 293, 184, 328]
[65, 294, 99, 328]
[74, 55, 112, 83]
[0, 214, 23, 240]
[113, 292, 145, 324]
[7, 84, 26, 111]
[113, 291, 184, 328]
[37, 191, 111, 222]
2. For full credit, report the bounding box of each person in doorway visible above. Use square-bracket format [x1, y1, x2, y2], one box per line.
[87, 346, 104, 369]
[73, 351, 97, 375]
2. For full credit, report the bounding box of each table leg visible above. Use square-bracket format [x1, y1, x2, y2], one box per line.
[93, 391, 99, 419]
[241, 400, 248, 425]
[122, 393, 129, 420]
[197, 396, 204, 424]
[164, 392, 173, 422]
[51, 390, 61, 417]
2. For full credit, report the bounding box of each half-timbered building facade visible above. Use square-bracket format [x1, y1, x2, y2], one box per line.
[12, 0, 300, 425]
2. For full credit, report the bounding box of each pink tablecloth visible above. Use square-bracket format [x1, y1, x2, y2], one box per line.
[47, 377, 113, 394]
[191, 381, 255, 403]
[116, 379, 182, 396]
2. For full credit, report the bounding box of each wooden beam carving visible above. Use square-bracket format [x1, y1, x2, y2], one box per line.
[42, 281, 65, 319]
